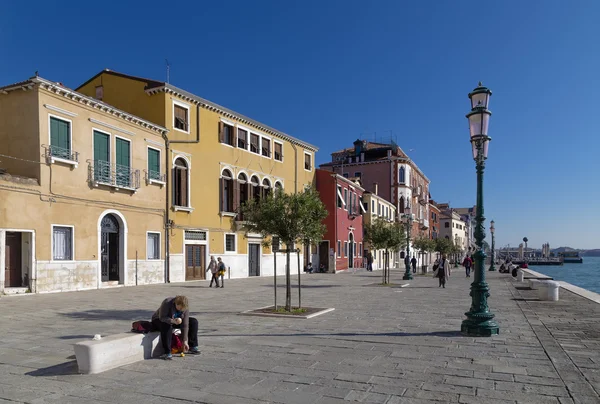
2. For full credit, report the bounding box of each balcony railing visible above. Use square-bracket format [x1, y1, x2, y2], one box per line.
[420, 218, 429, 229]
[145, 169, 166, 185]
[43, 144, 79, 166]
[88, 160, 140, 190]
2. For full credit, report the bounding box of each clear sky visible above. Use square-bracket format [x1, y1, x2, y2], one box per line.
[1, 1, 599, 249]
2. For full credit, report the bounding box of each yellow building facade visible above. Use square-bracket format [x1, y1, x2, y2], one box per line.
[77, 70, 317, 282]
[0, 76, 168, 294]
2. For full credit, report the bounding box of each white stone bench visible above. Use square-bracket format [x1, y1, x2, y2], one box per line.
[73, 332, 163, 374]
[538, 280, 560, 302]
[529, 279, 542, 290]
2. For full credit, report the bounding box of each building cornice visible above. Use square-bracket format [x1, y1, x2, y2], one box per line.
[146, 85, 318, 152]
[0, 77, 169, 135]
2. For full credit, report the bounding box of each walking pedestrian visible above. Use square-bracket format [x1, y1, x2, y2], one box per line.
[434, 254, 451, 288]
[462, 255, 473, 278]
[151, 295, 200, 360]
[366, 251, 373, 272]
[411, 256, 417, 273]
[217, 257, 226, 288]
[207, 256, 219, 287]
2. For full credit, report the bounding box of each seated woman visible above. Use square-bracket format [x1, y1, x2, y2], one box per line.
[151, 295, 200, 360]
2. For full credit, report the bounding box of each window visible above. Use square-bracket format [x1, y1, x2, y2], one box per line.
[147, 232, 160, 260]
[174, 103, 189, 132]
[304, 152, 312, 171]
[173, 157, 189, 207]
[49, 116, 72, 160]
[237, 128, 247, 149]
[274, 142, 283, 161]
[445, 222, 450, 228]
[262, 138, 271, 157]
[372, 200, 375, 213]
[225, 234, 236, 252]
[250, 133, 260, 153]
[52, 226, 73, 261]
[272, 236, 280, 252]
[354, 172, 362, 179]
[220, 169, 234, 212]
[262, 178, 271, 198]
[344, 241, 348, 257]
[337, 240, 341, 257]
[251, 175, 261, 201]
[147, 147, 162, 182]
[343, 188, 348, 210]
[399, 166, 405, 183]
[399, 197, 405, 214]
[237, 173, 248, 219]
[185, 231, 206, 240]
[274, 182, 283, 193]
[378, 203, 381, 216]
[219, 122, 234, 146]
[343, 173, 349, 178]
[337, 185, 343, 208]
[358, 242, 362, 257]
[115, 137, 131, 188]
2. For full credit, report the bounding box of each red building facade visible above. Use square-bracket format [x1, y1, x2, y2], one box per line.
[315, 169, 364, 272]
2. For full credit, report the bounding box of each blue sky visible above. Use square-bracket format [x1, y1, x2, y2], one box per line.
[2, 1, 599, 249]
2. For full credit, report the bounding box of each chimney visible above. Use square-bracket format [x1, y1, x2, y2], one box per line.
[360, 152, 365, 162]
[373, 183, 378, 196]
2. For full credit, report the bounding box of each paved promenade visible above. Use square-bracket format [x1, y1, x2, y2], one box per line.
[0, 268, 599, 404]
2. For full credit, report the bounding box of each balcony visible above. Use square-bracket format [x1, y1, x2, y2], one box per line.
[43, 144, 79, 167]
[145, 169, 166, 186]
[88, 160, 140, 191]
[419, 218, 429, 230]
[419, 194, 427, 205]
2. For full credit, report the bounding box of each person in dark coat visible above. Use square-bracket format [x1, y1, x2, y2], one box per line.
[433, 254, 451, 288]
[151, 295, 200, 359]
[366, 252, 373, 272]
[411, 256, 417, 273]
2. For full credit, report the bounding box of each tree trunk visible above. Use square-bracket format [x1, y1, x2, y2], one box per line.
[285, 250, 291, 311]
[382, 250, 386, 284]
[297, 249, 301, 309]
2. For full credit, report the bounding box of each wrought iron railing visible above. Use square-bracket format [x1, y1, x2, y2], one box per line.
[42, 144, 79, 163]
[88, 160, 140, 190]
[145, 169, 166, 183]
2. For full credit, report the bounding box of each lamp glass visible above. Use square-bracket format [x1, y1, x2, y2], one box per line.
[470, 92, 490, 109]
[468, 110, 490, 138]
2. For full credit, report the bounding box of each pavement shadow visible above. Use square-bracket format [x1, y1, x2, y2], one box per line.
[58, 335, 94, 340]
[25, 361, 79, 377]
[200, 330, 466, 338]
[60, 309, 154, 321]
[262, 284, 342, 289]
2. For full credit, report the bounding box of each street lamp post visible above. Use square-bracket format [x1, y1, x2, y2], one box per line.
[489, 220, 496, 271]
[403, 206, 413, 280]
[461, 82, 499, 337]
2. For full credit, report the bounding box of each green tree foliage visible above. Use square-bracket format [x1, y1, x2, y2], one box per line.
[412, 236, 436, 266]
[364, 219, 406, 284]
[240, 187, 328, 311]
[434, 237, 454, 255]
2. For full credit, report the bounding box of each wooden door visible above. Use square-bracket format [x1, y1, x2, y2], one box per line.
[5, 232, 22, 287]
[185, 245, 206, 280]
[319, 241, 329, 271]
[248, 244, 260, 276]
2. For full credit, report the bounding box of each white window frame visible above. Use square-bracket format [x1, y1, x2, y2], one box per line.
[146, 231, 161, 260]
[114, 134, 133, 185]
[220, 168, 236, 217]
[236, 125, 249, 151]
[337, 185, 345, 209]
[260, 135, 272, 159]
[304, 151, 313, 172]
[337, 240, 341, 258]
[249, 132, 261, 155]
[358, 242, 362, 257]
[47, 113, 77, 167]
[224, 233, 237, 253]
[146, 146, 165, 186]
[344, 241, 348, 257]
[173, 100, 191, 134]
[172, 154, 193, 212]
[273, 140, 284, 162]
[343, 188, 348, 211]
[51, 224, 75, 262]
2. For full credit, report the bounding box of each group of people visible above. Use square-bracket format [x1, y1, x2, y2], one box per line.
[304, 262, 327, 273]
[207, 256, 227, 288]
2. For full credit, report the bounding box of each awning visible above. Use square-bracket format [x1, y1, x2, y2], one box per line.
[337, 188, 346, 206]
[359, 200, 367, 213]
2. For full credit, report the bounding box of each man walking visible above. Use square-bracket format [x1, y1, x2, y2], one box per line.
[462, 255, 473, 278]
[366, 251, 373, 272]
[410, 256, 417, 273]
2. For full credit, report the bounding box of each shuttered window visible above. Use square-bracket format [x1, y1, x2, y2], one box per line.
[173, 158, 188, 207]
[174, 104, 189, 132]
[237, 128, 247, 149]
[304, 153, 312, 170]
[250, 134, 259, 153]
[50, 117, 71, 158]
[274, 142, 283, 161]
[147, 148, 161, 180]
[261, 138, 271, 157]
[115, 138, 131, 187]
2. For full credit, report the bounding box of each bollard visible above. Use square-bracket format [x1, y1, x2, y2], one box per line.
[517, 268, 524, 282]
[528, 279, 541, 290]
[538, 280, 560, 301]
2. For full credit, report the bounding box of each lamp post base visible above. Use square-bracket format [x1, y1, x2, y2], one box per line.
[461, 316, 500, 337]
[403, 267, 413, 280]
[488, 265, 496, 272]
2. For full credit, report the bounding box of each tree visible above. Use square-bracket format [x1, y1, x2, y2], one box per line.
[434, 238, 454, 256]
[364, 219, 406, 284]
[412, 236, 435, 268]
[240, 187, 327, 311]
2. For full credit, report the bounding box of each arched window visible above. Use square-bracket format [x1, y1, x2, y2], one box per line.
[220, 169, 233, 212]
[399, 166, 405, 183]
[262, 178, 271, 198]
[173, 157, 189, 207]
[250, 175, 261, 201]
[274, 181, 283, 194]
[399, 196, 405, 213]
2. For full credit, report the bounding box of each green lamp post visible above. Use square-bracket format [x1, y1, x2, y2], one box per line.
[489, 220, 496, 271]
[402, 205, 413, 280]
[461, 82, 500, 337]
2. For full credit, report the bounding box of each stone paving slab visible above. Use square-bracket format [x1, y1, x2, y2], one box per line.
[0, 269, 599, 403]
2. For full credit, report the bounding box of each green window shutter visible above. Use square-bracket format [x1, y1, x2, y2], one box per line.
[148, 148, 160, 174]
[116, 138, 130, 168]
[93, 131, 109, 162]
[50, 117, 70, 157]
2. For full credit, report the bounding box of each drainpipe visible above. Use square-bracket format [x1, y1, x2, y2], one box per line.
[290, 143, 298, 193]
[163, 104, 201, 283]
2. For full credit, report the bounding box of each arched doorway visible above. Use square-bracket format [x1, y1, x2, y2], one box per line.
[348, 233, 354, 268]
[100, 214, 120, 282]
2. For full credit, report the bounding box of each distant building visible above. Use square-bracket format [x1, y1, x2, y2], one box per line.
[362, 186, 397, 271]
